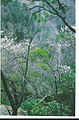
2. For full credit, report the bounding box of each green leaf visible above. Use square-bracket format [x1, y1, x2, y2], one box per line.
[33, 48, 48, 55]
[44, 12, 49, 17]
[38, 62, 51, 70]
[29, 55, 36, 62]
[37, 18, 42, 23]
[33, 14, 37, 20]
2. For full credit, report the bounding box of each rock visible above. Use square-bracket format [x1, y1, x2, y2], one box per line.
[0, 104, 28, 116]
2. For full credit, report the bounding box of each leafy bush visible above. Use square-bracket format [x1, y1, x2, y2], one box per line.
[21, 99, 71, 116]
[31, 100, 71, 116]
[20, 99, 41, 115]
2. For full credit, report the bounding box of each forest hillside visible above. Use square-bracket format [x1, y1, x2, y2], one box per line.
[1, 0, 75, 116]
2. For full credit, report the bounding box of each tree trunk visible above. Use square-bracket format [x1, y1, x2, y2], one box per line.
[54, 76, 58, 96]
[1, 70, 18, 116]
[12, 108, 18, 115]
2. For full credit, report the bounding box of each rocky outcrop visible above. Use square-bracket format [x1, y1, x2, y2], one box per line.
[0, 104, 28, 116]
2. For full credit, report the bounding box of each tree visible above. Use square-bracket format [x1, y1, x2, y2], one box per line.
[27, 0, 75, 33]
[1, 0, 40, 115]
[1, 0, 75, 116]
[28, 30, 75, 115]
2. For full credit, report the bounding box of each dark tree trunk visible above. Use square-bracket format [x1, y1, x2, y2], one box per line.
[12, 108, 18, 115]
[54, 76, 58, 96]
[1, 70, 18, 116]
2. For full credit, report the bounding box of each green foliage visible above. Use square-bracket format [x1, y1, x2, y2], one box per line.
[29, 55, 36, 62]
[1, 0, 31, 43]
[1, 82, 10, 106]
[21, 99, 41, 115]
[38, 62, 51, 70]
[33, 13, 38, 20]
[43, 95, 53, 102]
[56, 32, 75, 43]
[33, 13, 42, 23]
[30, 48, 49, 63]
[9, 73, 20, 79]
[37, 18, 42, 23]
[48, 0, 57, 3]
[33, 11, 53, 23]
[57, 68, 75, 115]
[1, 91, 10, 106]
[1, 0, 75, 116]
[44, 12, 49, 18]
[32, 48, 49, 58]
[60, 69, 75, 90]
[33, 48, 48, 55]
[1, 0, 13, 4]
[21, 99, 71, 116]
[33, 71, 41, 77]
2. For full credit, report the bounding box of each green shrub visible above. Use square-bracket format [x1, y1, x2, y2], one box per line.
[21, 99, 41, 115]
[21, 99, 71, 116]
